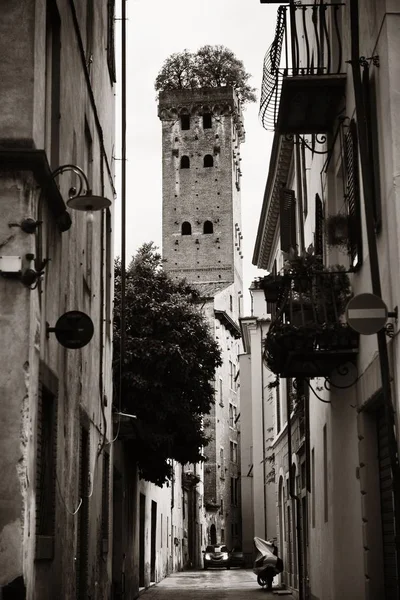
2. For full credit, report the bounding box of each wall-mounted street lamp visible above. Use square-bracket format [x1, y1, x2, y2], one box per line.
[51, 164, 111, 212]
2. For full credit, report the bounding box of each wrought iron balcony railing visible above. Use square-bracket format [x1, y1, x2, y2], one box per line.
[261, 267, 359, 378]
[260, 3, 346, 134]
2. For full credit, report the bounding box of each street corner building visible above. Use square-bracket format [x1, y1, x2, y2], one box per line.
[0, 1, 115, 598]
[242, 1, 400, 600]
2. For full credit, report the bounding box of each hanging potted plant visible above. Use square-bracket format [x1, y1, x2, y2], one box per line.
[325, 213, 352, 252]
[259, 273, 286, 303]
[283, 246, 323, 293]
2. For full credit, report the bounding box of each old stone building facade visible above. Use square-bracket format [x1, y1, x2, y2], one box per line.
[250, 1, 400, 599]
[158, 86, 244, 553]
[0, 1, 115, 598]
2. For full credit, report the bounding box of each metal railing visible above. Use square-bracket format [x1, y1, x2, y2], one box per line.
[260, 3, 345, 131]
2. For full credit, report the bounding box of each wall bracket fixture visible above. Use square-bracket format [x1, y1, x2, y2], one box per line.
[46, 310, 94, 349]
[51, 164, 111, 212]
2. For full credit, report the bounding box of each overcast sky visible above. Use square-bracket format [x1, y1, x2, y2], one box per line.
[114, 0, 277, 313]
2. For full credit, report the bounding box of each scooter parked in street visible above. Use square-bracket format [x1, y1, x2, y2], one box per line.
[253, 537, 283, 590]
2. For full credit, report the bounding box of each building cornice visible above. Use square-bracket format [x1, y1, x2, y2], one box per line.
[215, 309, 241, 339]
[252, 133, 293, 270]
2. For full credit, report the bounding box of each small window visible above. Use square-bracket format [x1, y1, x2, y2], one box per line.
[203, 113, 212, 129]
[180, 155, 190, 169]
[181, 114, 190, 130]
[204, 154, 214, 168]
[181, 222, 192, 235]
[203, 220, 213, 234]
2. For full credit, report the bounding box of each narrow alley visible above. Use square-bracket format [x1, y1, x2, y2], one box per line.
[138, 570, 295, 600]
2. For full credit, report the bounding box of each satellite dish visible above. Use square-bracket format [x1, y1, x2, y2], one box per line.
[67, 193, 111, 212]
[47, 311, 94, 349]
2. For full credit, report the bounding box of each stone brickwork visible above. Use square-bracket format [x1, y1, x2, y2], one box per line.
[159, 87, 244, 290]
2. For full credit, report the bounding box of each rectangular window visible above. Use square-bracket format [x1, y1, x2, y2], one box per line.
[323, 425, 328, 522]
[221, 528, 225, 543]
[220, 447, 224, 478]
[229, 361, 234, 390]
[181, 115, 190, 130]
[219, 378, 223, 407]
[36, 364, 58, 560]
[203, 113, 212, 128]
[230, 441, 238, 464]
[229, 295, 233, 312]
[229, 403, 237, 428]
[101, 452, 110, 555]
[107, 0, 116, 83]
[230, 477, 238, 505]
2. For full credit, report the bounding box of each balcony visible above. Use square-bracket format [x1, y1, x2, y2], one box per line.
[261, 254, 359, 378]
[260, 3, 346, 134]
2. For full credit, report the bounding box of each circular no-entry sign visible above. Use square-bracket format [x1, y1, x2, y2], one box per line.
[346, 293, 388, 335]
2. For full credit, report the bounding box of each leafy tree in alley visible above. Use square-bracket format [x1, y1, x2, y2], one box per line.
[155, 45, 257, 104]
[113, 243, 222, 486]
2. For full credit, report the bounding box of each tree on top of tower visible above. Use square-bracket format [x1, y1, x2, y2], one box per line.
[155, 45, 257, 104]
[113, 243, 222, 486]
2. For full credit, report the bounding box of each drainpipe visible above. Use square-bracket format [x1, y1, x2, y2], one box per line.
[286, 390, 304, 600]
[349, 0, 400, 582]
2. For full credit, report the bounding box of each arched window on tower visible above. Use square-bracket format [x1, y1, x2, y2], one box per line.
[203, 220, 213, 234]
[181, 222, 192, 235]
[203, 113, 212, 129]
[204, 154, 214, 167]
[180, 114, 190, 130]
[180, 155, 190, 169]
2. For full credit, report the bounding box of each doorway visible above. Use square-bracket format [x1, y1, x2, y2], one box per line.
[376, 406, 398, 598]
[139, 494, 146, 587]
[151, 501, 157, 582]
[112, 468, 123, 599]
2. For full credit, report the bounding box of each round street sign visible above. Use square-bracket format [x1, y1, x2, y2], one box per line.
[54, 311, 94, 349]
[346, 293, 388, 335]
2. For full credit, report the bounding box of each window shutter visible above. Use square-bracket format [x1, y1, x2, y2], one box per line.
[36, 364, 58, 561]
[280, 188, 297, 252]
[314, 193, 324, 258]
[362, 65, 382, 230]
[344, 120, 362, 269]
[267, 259, 278, 318]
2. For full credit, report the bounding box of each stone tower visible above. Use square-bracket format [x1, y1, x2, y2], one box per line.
[159, 86, 244, 552]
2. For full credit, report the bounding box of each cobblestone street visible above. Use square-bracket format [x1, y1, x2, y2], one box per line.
[139, 570, 295, 600]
